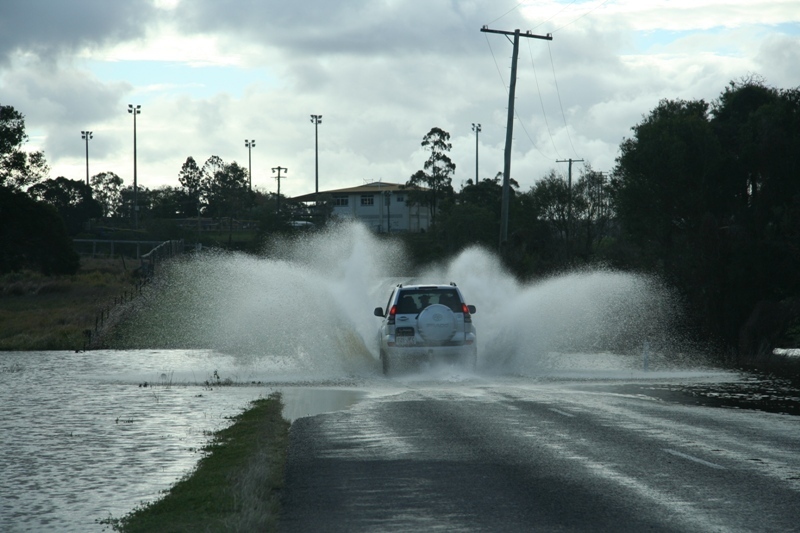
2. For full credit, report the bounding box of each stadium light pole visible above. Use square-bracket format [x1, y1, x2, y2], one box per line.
[245, 139, 255, 191]
[310, 114, 322, 205]
[81, 130, 93, 186]
[128, 104, 141, 229]
[471, 123, 481, 185]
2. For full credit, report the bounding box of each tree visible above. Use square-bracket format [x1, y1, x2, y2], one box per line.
[28, 177, 102, 235]
[120, 185, 151, 221]
[0, 104, 49, 191]
[0, 187, 79, 275]
[708, 79, 800, 341]
[199, 156, 250, 244]
[527, 170, 571, 243]
[459, 173, 518, 219]
[437, 173, 519, 250]
[612, 98, 721, 255]
[572, 166, 612, 255]
[178, 156, 203, 213]
[405, 127, 456, 224]
[90, 172, 124, 218]
[199, 155, 225, 216]
[200, 156, 249, 218]
[610, 81, 800, 352]
[149, 186, 193, 218]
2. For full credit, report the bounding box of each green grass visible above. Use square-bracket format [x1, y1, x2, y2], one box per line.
[101, 393, 290, 532]
[0, 257, 139, 350]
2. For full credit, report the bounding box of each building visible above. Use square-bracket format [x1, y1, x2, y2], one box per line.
[292, 181, 431, 233]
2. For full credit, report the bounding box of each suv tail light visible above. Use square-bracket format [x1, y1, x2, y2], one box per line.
[388, 305, 397, 325]
[462, 303, 472, 323]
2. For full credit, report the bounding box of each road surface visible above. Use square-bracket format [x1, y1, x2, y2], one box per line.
[279, 377, 800, 532]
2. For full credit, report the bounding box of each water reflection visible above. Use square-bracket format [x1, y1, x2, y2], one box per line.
[604, 376, 800, 415]
[278, 388, 366, 422]
[0, 349, 363, 532]
[2, 348, 795, 532]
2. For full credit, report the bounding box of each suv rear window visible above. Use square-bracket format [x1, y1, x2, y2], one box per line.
[397, 289, 462, 313]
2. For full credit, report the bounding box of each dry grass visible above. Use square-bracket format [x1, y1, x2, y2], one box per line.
[0, 257, 139, 350]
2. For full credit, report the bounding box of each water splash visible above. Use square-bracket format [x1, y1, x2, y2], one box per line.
[117, 222, 697, 378]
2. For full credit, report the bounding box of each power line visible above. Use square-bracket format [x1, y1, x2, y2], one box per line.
[552, 0, 614, 33]
[527, 39, 561, 159]
[484, 34, 509, 92]
[530, 0, 579, 32]
[547, 42, 579, 157]
[485, 1, 529, 26]
[486, 33, 552, 160]
[485, 29, 552, 162]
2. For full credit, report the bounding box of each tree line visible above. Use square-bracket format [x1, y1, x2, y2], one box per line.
[0, 105, 308, 275]
[402, 77, 799, 359]
[2, 76, 797, 358]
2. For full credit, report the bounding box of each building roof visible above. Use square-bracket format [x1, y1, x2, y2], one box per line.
[292, 181, 416, 202]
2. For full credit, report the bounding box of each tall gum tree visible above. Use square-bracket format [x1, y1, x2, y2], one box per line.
[405, 127, 456, 225]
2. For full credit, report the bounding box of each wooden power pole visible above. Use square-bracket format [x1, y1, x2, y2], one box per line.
[272, 166, 287, 215]
[481, 26, 552, 251]
[556, 158, 584, 247]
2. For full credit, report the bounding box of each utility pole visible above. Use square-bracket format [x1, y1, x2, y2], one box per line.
[481, 26, 552, 251]
[471, 123, 481, 185]
[272, 166, 287, 216]
[556, 158, 584, 248]
[245, 140, 255, 191]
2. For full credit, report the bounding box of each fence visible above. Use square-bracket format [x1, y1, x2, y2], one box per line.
[87, 239, 184, 349]
[73, 239, 166, 260]
[139, 239, 184, 277]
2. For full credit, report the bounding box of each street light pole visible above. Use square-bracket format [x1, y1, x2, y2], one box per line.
[81, 130, 93, 186]
[245, 139, 255, 191]
[471, 123, 481, 185]
[310, 115, 322, 206]
[128, 104, 141, 229]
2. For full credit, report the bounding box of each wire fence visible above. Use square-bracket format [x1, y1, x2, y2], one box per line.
[87, 239, 184, 350]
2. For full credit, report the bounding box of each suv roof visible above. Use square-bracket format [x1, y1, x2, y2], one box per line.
[395, 282, 460, 289]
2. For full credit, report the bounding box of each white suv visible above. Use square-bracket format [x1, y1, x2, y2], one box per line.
[373, 283, 477, 374]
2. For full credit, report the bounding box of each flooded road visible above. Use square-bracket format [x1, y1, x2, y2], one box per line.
[1, 349, 799, 532]
[280, 375, 800, 533]
[4, 226, 798, 531]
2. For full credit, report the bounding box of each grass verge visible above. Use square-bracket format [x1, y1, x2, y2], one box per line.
[99, 393, 290, 532]
[0, 257, 139, 351]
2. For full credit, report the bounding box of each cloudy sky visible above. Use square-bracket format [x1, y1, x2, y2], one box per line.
[1, 0, 798, 198]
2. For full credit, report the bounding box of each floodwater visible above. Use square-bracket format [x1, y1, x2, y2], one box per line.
[0, 349, 373, 532]
[2, 223, 795, 531]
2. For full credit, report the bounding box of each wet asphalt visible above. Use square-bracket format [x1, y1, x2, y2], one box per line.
[279, 379, 800, 532]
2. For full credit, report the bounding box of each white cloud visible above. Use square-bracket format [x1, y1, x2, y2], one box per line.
[1, 0, 797, 200]
[522, 0, 800, 33]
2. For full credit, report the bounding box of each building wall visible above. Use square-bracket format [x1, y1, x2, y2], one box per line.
[331, 191, 430, 232]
